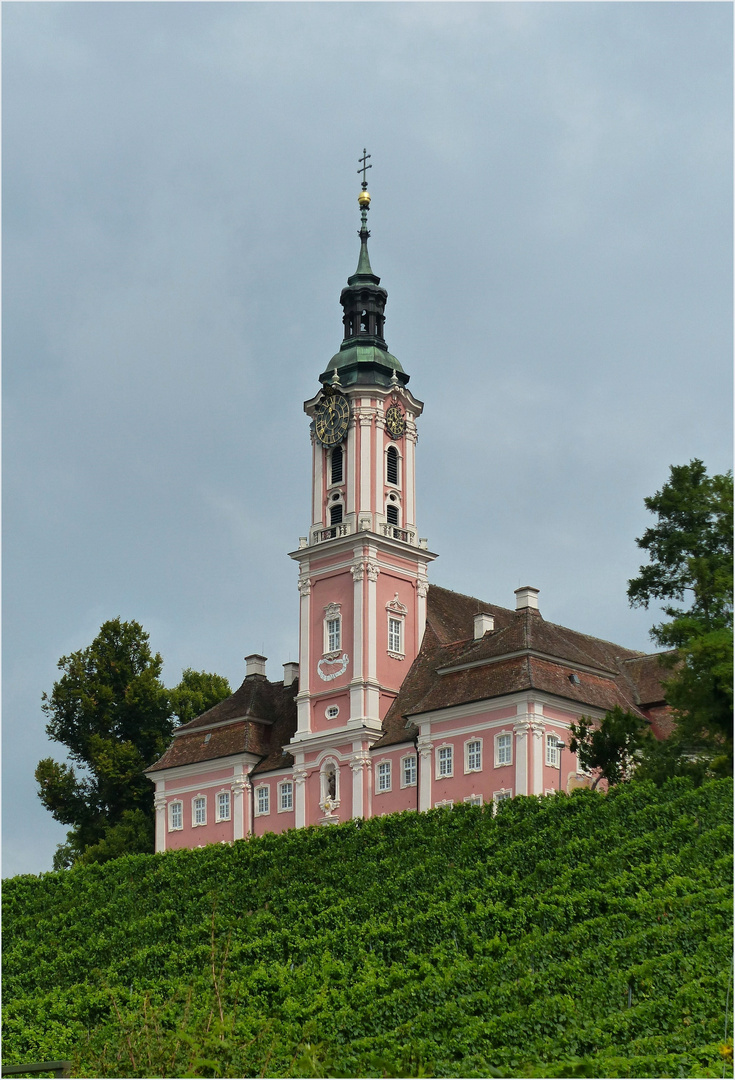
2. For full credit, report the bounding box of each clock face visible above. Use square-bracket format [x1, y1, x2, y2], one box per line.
[315, 393, 349, 447]
[385, 404, 405, 440]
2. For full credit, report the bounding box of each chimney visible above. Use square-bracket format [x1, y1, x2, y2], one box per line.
[473, 612, 495, 639]
[245, 654, 267, 678]
[515, 586, 540, 611]
[283, 661, 299, 686]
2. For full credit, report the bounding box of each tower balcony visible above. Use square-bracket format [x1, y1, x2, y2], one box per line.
[305, 520, 427, 548]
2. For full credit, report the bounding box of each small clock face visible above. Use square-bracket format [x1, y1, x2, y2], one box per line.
[385, 404, 405, 440]
[315, 393, 349, 447]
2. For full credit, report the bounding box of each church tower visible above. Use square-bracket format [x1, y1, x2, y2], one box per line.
[288, 156, 437, 827]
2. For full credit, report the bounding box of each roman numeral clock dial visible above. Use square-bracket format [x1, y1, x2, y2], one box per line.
[314, 391, 349, 447]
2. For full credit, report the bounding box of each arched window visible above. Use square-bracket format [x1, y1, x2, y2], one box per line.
[386, 446, 399, 486]
[331, 446, 343, 485]
[386, 504, 399, 526]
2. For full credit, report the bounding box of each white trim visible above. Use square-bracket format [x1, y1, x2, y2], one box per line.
[255, 784, 270, 816]
[406, 690, 608, 728]
[400, 754, 417, 788]
[437, 650, 619, 679]
[215, 789, 231, 822]
[145, 751, 262, 783]
[435, 743, 454, 779]
[434, 799, 454, 809]
[278, 780, 294, 813]
[192, 794, 207, 827]
[375, 759, 392, 793]
[463, 794, 483, 806]
[325, 704, 340, 720]
[168, 800, 183, 831]
[493, 788, 513, 807]
[494, 730, 513, 767]
[464, 737, 483, 773]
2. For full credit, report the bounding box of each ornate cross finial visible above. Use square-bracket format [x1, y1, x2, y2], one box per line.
[358, 148, 372, 189]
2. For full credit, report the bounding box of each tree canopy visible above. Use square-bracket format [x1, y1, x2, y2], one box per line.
[628, 459, 733, 771]
[36, 619, 231, 868]
[567, 707, 652, 790]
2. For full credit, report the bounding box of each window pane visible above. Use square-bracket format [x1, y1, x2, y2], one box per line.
[497, 734, 511, 764]
[403, 756, 416, 785]
[327, 618, 341, 651]
[438, 747, 453, 776]
[378, 762, 391, 791]
[468, 741, 481, 770]
[388, 617, 402, 652]
[280, 783, 293, 810]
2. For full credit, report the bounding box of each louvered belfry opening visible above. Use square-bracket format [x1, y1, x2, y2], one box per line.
[331, 446, 343, 485]
[386, 446, 399, 486]
[386, 504, 399, 526]
[330, 503, 343, 526]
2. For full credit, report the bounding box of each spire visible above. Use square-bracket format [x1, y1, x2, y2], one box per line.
[319, 152, 409, 389]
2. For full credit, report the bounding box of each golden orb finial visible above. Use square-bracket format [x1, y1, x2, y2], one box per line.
[358, 190, 371, 207]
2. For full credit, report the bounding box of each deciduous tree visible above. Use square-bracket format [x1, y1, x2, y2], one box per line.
[567, 706, 652, 789]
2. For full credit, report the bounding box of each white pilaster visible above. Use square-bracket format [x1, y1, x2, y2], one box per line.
[154, 791, 167, 853]
[350, 751, 369, 818]
[405, 422, 417, 526]
[293, 766, 308, 828]
[513, 717, 530, 796]
[374, 411, 385, 518]
[297, 572, 311, 733]
[417, 734, 433, 811]
[530, 709, 545, 796]
[359, 408, 372, 514]
[232, 775, 248, 841]
[346, 419, 356, 516]
[366, 555, 379, 685]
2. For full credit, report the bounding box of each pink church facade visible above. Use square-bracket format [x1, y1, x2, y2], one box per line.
[146, 179, 672, 852]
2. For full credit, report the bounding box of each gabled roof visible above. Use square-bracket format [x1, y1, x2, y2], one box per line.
[374, 585, 672, 748]
[146, 675, 298, 774]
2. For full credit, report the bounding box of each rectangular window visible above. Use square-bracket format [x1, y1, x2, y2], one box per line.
[464, 794, 483, 806]
[193, 796, 206, 826]
[496, 733, 512, 766]
[279, 782, 293, 811]
[494, 790, 512, 805]
[438, 745, 453, 777]
[388, 617, 402, 653]
[327, 617, 341, 652]
[169, 802, 183, 830]
[546, 734, 561, 767]
[402, 755, 417, 787]
[377, 761, 391, 792]
[256, 786, 270, 815]
[467, 740, 482, 771]
[217, 791, 231, 821]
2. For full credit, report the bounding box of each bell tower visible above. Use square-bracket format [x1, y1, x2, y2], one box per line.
[288, 155, 437, 827]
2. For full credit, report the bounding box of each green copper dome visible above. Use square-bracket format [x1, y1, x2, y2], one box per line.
[320, 178, 409, 388]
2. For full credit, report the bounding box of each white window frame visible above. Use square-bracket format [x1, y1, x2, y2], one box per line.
[169, 801, 183, 831]
[278, 781, 294, 812]
[493, 788, 512, 809]
[376, 760, 392, 793]
[434, 798, 454, 809]
[325, 704, 340, 720]
[401, 754, 417, 788]
[495, 731, 513, 767]
[465, 738, 483, 773]
[436, 744, 454, 779]
[546, 733, 561, 767]
[323, 603, 342, 656]
[192, 795, 207, 827]
[464, 794, 483, 806]
[255, 785, 270, 816]
[215, 790, 231, 822]
[387, 615, 403, 656]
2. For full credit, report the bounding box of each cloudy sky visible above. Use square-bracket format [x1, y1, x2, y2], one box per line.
[4, 2, 732, 877]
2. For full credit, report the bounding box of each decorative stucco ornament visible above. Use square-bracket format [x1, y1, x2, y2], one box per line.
[317, 653, 349, 681]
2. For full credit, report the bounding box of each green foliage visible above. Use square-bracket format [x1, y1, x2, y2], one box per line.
[4, 778, 733, 1078]
[36, 621, 231, 868]
[169, 669, 232, 727]
[627, 460, 733, 769]
[568, 707, 652, 789]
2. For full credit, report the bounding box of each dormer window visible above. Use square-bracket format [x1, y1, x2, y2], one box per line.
[330, 446, 343, 485]
[386, 446, 399, 486]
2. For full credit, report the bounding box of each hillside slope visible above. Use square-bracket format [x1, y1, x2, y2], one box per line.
[3, 778, 733, 1078]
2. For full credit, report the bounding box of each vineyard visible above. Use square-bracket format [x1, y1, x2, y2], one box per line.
[3, 777, 733, 1078]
